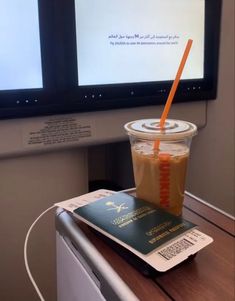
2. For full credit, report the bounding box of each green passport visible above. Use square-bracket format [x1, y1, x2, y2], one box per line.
[74, 192, 196, 255]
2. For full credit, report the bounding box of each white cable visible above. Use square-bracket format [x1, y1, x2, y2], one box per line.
[24, 205, 56, 301]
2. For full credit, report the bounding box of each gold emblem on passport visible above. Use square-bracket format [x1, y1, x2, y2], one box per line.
[105, 201, 128, 213]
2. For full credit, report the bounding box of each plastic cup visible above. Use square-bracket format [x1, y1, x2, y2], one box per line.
[124, 119, 197, 216]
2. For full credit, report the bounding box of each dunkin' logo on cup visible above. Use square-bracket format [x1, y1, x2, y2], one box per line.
[159, 153, 170, 208]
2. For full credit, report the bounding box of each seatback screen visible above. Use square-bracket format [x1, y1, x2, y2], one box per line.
[75, 0, 205, 86]
[0, 0, 43, 91]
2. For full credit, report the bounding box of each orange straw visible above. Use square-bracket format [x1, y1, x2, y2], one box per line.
[154, 39, 193, 150]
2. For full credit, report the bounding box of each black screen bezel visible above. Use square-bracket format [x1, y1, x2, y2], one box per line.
[0, 0, 56, 118]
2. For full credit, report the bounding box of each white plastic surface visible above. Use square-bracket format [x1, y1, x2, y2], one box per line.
[0, 102, 206, 157]
[56, 232, 106, 301]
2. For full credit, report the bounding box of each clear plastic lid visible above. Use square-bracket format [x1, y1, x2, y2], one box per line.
[124, 119, 197, 141]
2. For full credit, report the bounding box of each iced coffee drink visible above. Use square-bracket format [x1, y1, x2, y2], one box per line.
[125, 119, 197, 216]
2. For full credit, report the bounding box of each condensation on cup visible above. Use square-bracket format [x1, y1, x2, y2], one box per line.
[125, 119, 197, 216]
